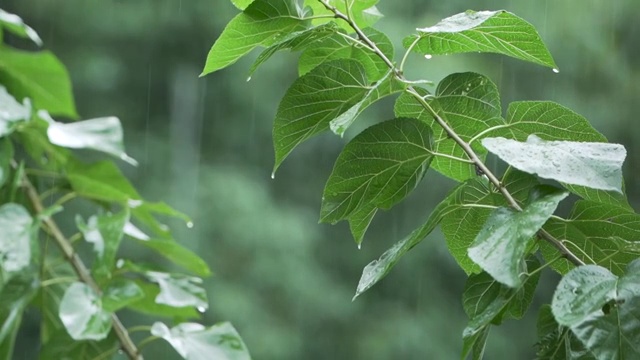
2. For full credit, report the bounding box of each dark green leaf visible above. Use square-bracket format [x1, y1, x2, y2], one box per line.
[0, 274, 38, 360]
[0, 9, 42, 45]
[58, 282, 112, 341]
[201, 0, 307, 75]
[304, 0, 383, 31]
[132, 238, 211, 277]
[152, 321, 251, 360]
[535, 305, 596, 360]
[404, 10, 557, 69]
[273, 59, 370, 171]
[0, 138, 14, 188]
[101, 278, 144, 312]
[67, 160, 139, 203]
[0, 47, 76, 117]
[126, 280, 200, 319]
[347, 204, 377, 247]
[320, 118, 434, 224]
[0, 85, 30, 138]
[38, 330, 119, 360]
[0, 203, 34, 286]
[146, 271, 208, 310]
[468, 185, 568, 287]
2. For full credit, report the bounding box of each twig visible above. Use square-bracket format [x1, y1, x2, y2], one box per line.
[317, 0, 585, 267]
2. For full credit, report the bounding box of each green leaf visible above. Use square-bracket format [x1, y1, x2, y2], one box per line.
[126, 280, 200, 319]
[273, 59, 370, 171]
[353, 182, 465, 299]
[0, 203, 34, 286]
[468, 185, 568, 287]
[404, 10, 557, 69]
[152, 321, 251, 360]
[482, 135, 626, 193]
[249, 23, 339, 76]
[17, 118, 70, 171]
[0, 138, 13, 188]
[304, 0, 383, 31]
[229, 0, 254, 10]
[101, 278, 144, 312]
[0, 274, 38, 360]
[298, 27, 394, 82]
[146, 271, 208, 310]
[347, 204, 377, 247]
[0, 85, 31, 138]
[58, 282, 112, 341]
[38, 331, 119, 360]
[320, 118, 434, 224]
[45, 114, 138, 166]
[201, 0, 307, 75]
[0, 47, 76, 117]
[395, 73, 502, 181]
[551, 260, 640, 359]
[535, 305, 596, 360]
[0, 9, 42, 45]
[131, 238, 211, 277]
[67, 160, 139, 203]
[76, 211, 129, 283]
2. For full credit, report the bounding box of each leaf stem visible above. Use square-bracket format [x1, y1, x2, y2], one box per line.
[318, 0, 586, 268]
[41, 276, 78, 287]
[430, 151, 475, 164]
[17, 165, 143, 360]
[400, 36, 420, 73]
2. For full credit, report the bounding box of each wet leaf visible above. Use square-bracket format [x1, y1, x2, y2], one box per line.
[482, 135, 626, 193]
[0, 138, 14, 188]
[535, 305, 596, 360]
[126, 280, 200, 319]
[320, 118, 434, 224]
[131, 237, 211, 277]
[101, 278, 144, 312]
[151, 321, 251, 360]
[468, 185, 568, 287]
[304, 0, 383, 31]
[347, 204, 377, 247]
[202, 0, 307, 75]
[58, 282, 112, 341]
[0, 85, 31, 138]
[0, 203, 34, 285]
[146, 272, 208, 310]
[405, 10, 557, 69]
[0, 9, 42, 45]
[0, 274, 38, 360]
[38, 331, 119, 360]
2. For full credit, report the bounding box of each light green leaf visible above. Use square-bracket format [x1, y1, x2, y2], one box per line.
[152, 321, 251, 360]
[320, 118, 434, 224]
[45, 114, 138, 166]
[298, 27, 394, 82]
[0, 203, 33, 285]
[76, 211, 129, 283]
[101, 279, 144, 312]
[0, 9, 42, 45]
[404, 10, 557, 69]
[304, 0, 383, 31]
[201, 0, 307, 75]
[126, 280, 200, 319]
[353, 182, 465, 299]
[0, 138, 13, 188]
[0, 85, 31, 138]
[146, 272, 208, 310]
[482, 135, 626, 193]
[130, 237, 211, 277]
[551, 260, 640, 359]
[468, 185, 568, 287]
[395, 73, 502, 181]
[330, 70, 405, 136]
[230, 0, 254, 10]
[250, 23, 339, 76]
[0, 47, 76, 117]
[273, 59, 370, 171]
[59, 282, 112, 341]
[0, 274, 38, 360]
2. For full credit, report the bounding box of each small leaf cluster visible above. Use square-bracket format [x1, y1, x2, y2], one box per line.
[0, 9, 250, 360]
[205, 1, 639, 358]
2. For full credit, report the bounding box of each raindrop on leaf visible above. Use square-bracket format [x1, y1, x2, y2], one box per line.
[552, 68, 560, 74]
[186, 221, 194, 228]
[424, 54, 433, 60]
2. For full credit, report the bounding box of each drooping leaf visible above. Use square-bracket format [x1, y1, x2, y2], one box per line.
[353, 182, 465, 299]
[0, 85, 31, 138]
[126, 280, 200, 319]
[101, 278, 144, 312]
[395, 73, 503, 181]
[0, 274, 38, 360]
[551, 260, 640, 359]
[45, 114, 138, 165]
[273, 59, 370, 171]
[304, 0, 383, 31]
[0, 9, 42, 45]
[0, 203, 34, 286]
[0, 138, 14, 188]
[146, 271, 208, 310]
[0, 47, 76, 117]
[130, 237, 211, 277]
[404, 10, 557, 69]
[298, 27, 394, 82]
[58, 282, 112, 341]
[202, 0, 307, 75]
[347, 204, 377, 247]
[320, 118, 434, 224]
[482, 135, 626, 193]
[151, 321, 251, 360]
[468, 185, 568, 288]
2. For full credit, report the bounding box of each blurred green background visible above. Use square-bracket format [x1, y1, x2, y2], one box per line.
[3, 1, 639, 359]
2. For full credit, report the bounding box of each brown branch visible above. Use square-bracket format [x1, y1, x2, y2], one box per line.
[318, 0, 585, 267]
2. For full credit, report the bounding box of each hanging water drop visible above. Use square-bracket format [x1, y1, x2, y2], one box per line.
[552, 68, 560, 74]
[197, 306, 206, 313]
[186, 221, 194, 228]
[270, 172, 275, 179]
[424, 54, 433, 60]
[357, 243, 362, 250]
[246, 76, 252, 82]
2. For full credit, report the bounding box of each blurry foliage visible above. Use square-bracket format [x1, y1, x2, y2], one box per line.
[3, 0, 639, 359]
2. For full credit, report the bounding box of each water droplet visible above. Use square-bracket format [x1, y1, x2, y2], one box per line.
[246, 76, 252, 82]
[270, 172, 275, 180]
[357, 243, 362, 250]
[197, 306, 206, 313]
[552, 68, 560, 74]
[116, 259, 125, 268]
[424, 54, 432, 60]
[186, 221, 194, 228]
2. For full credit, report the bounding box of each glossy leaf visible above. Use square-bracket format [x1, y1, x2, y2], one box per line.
[535, 305, 595, 360]
[0, 85, 30, 138]
[468, 186, 568, 287]
[0, 203, 33, 285]
[404, 10, 557, 69]
[131, 238, 211, 277]
[321, 118, 434, 225]
[146, 271, 208, 310]
[126, 280, 200, 319]
[298, 27, 394, 82]
[273, 59, 370, 171]
[482, 135, 626, 193]
[0, 138, 13, 187]
[202, 0, 307, 75]
[353, 182, 465, 299]
[304, 0, 383, 31]
[229, 0, 254, 10]
[76, 211, 129, 282]
[45, 114, 137, 166]
[0, 9, 42, 45]
[59, 282, 112, 341]
[101, 279, 144, 312]
[152, 321, 251, 360]
[0, 47, 76, 117]
[395, 73, 502, 181]
[347, 204, 377, 247]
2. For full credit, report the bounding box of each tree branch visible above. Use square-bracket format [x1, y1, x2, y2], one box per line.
[318, 0, 585, 267]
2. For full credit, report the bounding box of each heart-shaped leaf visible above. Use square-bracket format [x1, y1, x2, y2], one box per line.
[59, 282, 112, 341]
